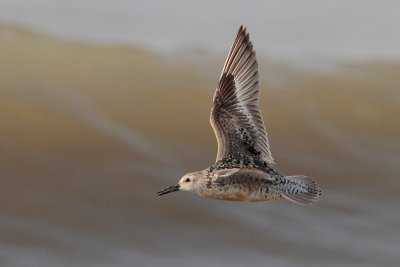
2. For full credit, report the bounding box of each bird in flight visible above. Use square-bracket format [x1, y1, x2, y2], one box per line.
[157, 26, 321, 205]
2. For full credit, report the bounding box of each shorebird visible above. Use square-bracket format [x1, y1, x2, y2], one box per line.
[157, 26, 321, 205]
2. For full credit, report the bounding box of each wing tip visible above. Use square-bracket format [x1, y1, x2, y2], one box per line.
[238, 25, 250, 44]
[238, 25, 247, 34]
[221, 25, 256, 76]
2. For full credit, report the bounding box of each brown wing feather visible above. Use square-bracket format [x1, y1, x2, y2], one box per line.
[210, 26, 274, 164]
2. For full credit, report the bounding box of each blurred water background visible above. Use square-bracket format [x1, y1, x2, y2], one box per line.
[0, 1, 399, 266]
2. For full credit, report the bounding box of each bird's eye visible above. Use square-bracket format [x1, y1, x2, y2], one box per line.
[185, 178, 191, 182]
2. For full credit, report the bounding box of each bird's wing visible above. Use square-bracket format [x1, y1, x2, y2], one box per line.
[210, 26, 274, 164]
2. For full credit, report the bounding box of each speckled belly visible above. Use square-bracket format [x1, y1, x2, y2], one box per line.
[199, 184, 282, 202]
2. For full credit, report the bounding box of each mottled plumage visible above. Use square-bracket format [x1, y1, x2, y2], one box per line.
[157, 26, 321, 205]
[211, 26, 273, 164]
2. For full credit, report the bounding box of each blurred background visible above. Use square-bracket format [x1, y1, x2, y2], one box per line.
[1, 1, 399, 266]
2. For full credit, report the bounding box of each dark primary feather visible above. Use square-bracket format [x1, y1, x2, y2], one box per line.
[210, 26, 274, 164]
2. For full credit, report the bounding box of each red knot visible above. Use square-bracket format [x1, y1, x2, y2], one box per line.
[157, 26, 321, 205]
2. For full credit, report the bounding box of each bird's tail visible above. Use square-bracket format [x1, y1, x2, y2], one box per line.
[275, 176, 321, 205]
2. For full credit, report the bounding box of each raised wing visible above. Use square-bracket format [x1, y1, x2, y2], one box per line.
[210, 26, 274, 164]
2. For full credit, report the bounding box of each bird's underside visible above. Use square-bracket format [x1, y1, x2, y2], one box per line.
[200, 167, 283, 202]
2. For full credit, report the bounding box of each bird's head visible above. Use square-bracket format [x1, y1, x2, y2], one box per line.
[157, 171, 204, 196]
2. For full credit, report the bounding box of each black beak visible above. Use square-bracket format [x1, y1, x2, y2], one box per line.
[157, 184, 180, 197]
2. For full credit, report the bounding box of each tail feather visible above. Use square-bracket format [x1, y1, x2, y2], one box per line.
[279, 175, 321, 205]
